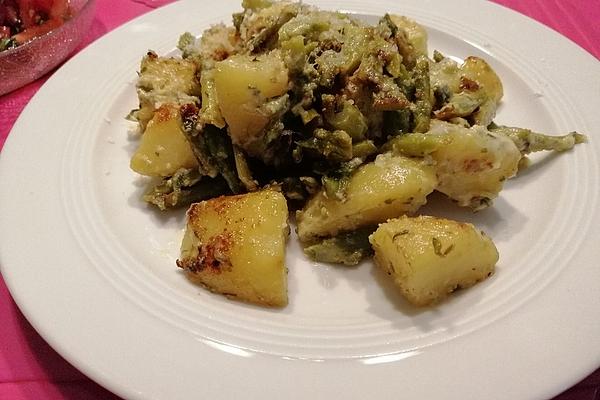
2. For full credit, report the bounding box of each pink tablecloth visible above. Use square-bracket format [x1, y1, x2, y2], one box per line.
[0, 1, 599, 399]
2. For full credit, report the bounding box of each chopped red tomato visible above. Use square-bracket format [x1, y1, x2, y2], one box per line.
[0, 26, 11, 39]
[32, 0, 55, 11]
[17, 0, 35, 28]
[13, 17, 62, 44]
[1, 0, 70, 49]
[0, 3, 21, 27]
[49, 0, 70, 19]
[31, 0, 70, 19]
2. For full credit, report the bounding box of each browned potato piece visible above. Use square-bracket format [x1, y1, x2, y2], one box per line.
[177, 190, 289, 307]
[213, 51, 289, 149]
[296, 153, 437, 242]
[388, 120, 521, 210]
[369, 215, 498, 306]
[135, 53, 201, 130]
[130, 104, 199, 177]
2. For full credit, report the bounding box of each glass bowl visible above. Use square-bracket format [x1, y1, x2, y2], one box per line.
[0, 0, 96, 96]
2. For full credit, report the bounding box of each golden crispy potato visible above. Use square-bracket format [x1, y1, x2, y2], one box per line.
[213, 51, 289, 148]
[369, 215, 498, 306]
[177, 190, 289, 307]
[388, 120, 521, 210]
[296, 153, 437, 242]
[130, 104, 198, 177]
[135, 53, 201, 129]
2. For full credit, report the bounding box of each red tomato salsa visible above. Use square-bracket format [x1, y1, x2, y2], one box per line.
[0, 0, 71, 51]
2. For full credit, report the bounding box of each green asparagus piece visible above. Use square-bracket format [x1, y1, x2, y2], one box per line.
[412, 56, 432, 133]
[203, 126, 245, 194]
[303, 227, 375, 266]
[490, 125, 587, 154]
[297, 128, 353, 163]
[321, 158, 363, 200]
[143, 169, 231, 210]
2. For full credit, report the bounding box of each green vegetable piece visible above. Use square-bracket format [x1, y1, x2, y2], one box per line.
[297, 128, 353, 163]
[232, 12, 244, 31]
[325, 100, 368, 141]
[203, 125, 245, 194]
[246, 7, 298, 53]
[292, 103, 321, 125]
[281, 177, 308, 202]
[143, 169, 231, 210]
[177, 32, 196, 59]
[262, 125, 295, 167]
[434, 92, 482, 120]
[243, 95, 293, 166]
[279, 176, 320, 206]
[181, 114, 246, 194]
[321, 176, 343, 200]
[382, 132, 451, 157]
[321, 158, 363, 200]
[0, 38, 18, 52]
[300, 176, 320, 195]
[432, 50, 445, 63]
[352, 140, 378, 159]
[382, 14, 416, 69]
[242, 0, 273, 11]
[199, 70, 226, 128]
[233, 145, 258, 191]
[180, 104, 219, 178]
[489, 125, 587, 154]
[280, 35, 312, 73]
[303, 227, 375, 266]
[411, 56, 432, 133]
[330, 22, 371, 77]
[277, 13, 331, 43]
[383, 109, 412, 136]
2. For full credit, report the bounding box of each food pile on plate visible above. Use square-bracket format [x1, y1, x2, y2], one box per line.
[127, 0, 585, 308]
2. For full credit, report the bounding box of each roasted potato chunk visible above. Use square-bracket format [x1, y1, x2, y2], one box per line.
[177, 190, 289, 307]
[130, 104, 199, 177]
[296, 153, 437, 242]
[134, 52, 201, 130]
[213, 51, 289, 149]
[137, 53, 201, 97]
[369, 215, 498, 306]
[430, 54, 503, 126]
[387, 120, 521, 210]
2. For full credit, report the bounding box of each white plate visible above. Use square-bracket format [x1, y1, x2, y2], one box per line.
[1, 0, 599, 399]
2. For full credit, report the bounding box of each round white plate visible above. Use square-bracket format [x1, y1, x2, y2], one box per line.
[1, 0, 599, 399]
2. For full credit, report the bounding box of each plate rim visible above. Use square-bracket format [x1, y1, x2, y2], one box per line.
[1, 0, 599, 399]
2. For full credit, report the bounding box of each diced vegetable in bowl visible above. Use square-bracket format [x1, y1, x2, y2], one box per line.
[0, 0, 96, 95]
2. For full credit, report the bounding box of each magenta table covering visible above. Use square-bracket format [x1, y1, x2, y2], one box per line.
[1, 1, 599, 399]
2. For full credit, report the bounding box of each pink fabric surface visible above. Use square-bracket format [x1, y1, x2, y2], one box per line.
[0, 1, 598, 399]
